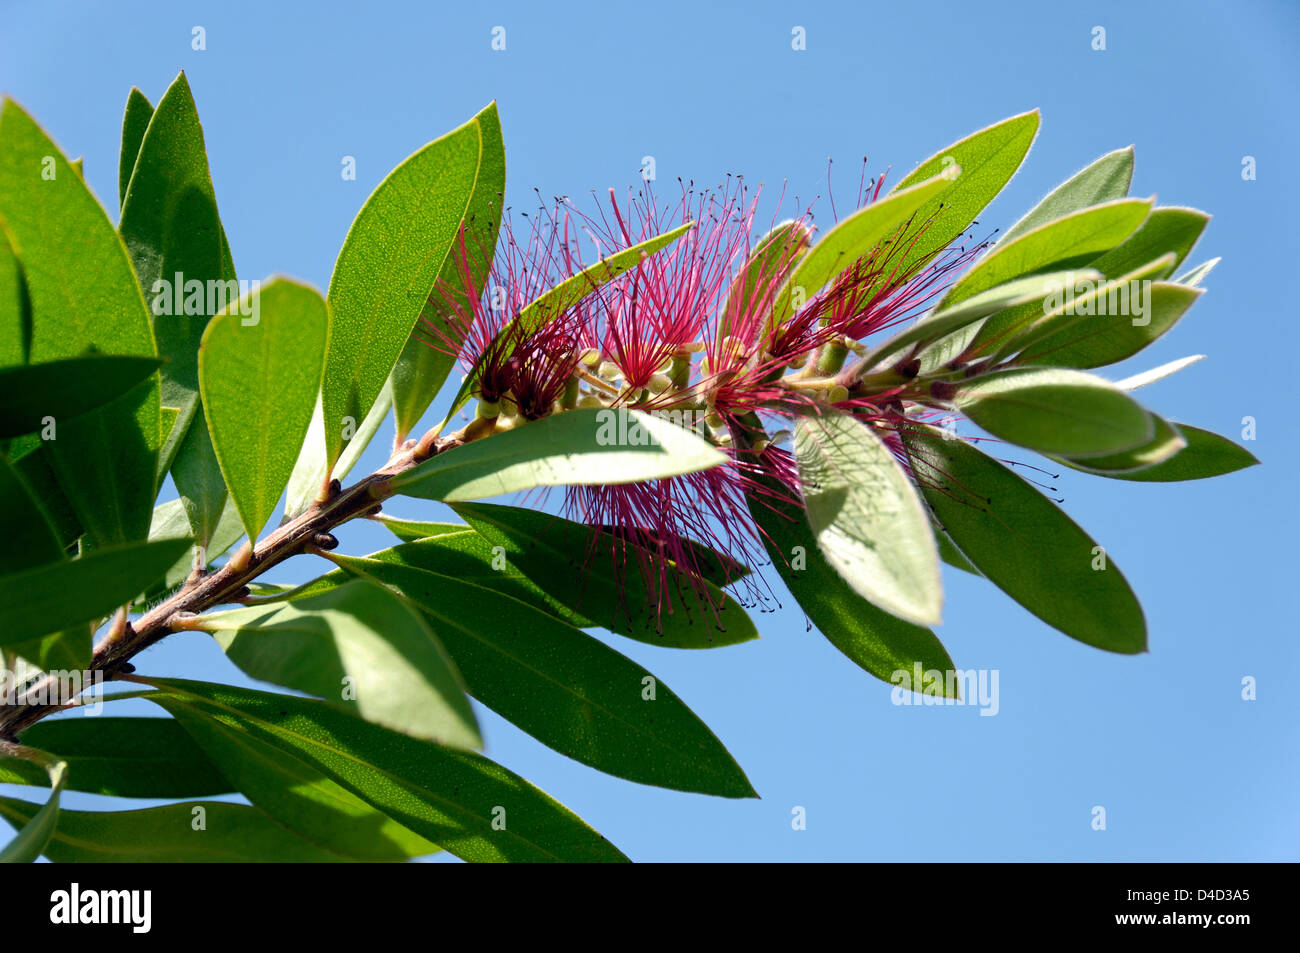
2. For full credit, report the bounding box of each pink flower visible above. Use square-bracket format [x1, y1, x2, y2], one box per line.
[425, 168, 991, 625]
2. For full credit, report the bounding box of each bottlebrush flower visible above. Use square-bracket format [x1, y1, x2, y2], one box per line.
[425, 169, 992, 629]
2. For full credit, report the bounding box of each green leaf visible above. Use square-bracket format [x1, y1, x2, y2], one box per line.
[887, 110, 1040, 275]
[286, 529, 596, 627]
[739, 441, 958, 694]
[904, 427, 1146, 652]
[454, 502, 758, 648]
[0, 799, 373, 863]
[119, 73, 233, 529]
[170, 415, 228, 548]
[323, 109, 488, 469]
[793, 410, 942, 627]
[720, 219, 811, 339]
[1091, 423, 1258, 482]
[1175, 257, 1219, 288]
[1114, 354, 1204, 392]
[939, 198, 1152, 310]
[197, 579, 480, 747]
[199, 278, 327, 540]
[5, 441, 80, 548]
[117, 87, 153, 209]
[392, 103, 506, 441]
[771, 171, 956, 326]
[1053, 413, 1186, 475]
[333, 552, 757, 797]
[140, 494, 243, 604]
[934, 521, 980, 576]
[283, 380, 392, 521]
[0, 99, 161, 546]
[7, 625, 92, 673]
[0, 754, 65, 863]
[1089, 206, 1209, 279]
[986, 253, 1175, 363]
[1000, 146, 1134, 245]
[0, 453, 64, 573]
[0, 356, 163, 439]
[0, 219, 29, 367]
[1016, 279, 1202, 369]
[0, 717, 232, 798]
[440, 223, 694, 427]
[857, 270, 1098, 373]
[393, 408, 726, 502]
[0, 447, 91, 668]
[955, 367, 1155, 457]
[140, 700, 440, 861]
[375, 515, 468, 543]
[144, 678, 628, 862]
[0, 537, 191, 647]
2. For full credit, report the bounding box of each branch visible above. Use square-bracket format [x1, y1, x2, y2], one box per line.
[0, 423, 467, 741]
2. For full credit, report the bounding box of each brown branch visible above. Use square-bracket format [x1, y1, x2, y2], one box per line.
[0, 423, 467, 742]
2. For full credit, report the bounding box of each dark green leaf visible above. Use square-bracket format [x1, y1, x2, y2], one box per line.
[0, 717, 232, 798]
[144, 678, 628, 862]
[5, 440, 80, 548]
[140, 699, 441, 860]
[333, 552, 757, 797]
[0, 356, 163, 439]
[0, 99, 161, 546]
[0, 537, 191, 647]
[1053, 414, 1186, 475]
[1094, 423, 1258, 482]
[286, 529, 594, 626]
[7, 625, 92, 673]
[904, 427, 1146, 652]
[0, 799, 369, 863]
[454, 502, 758, 647]
[0, 453, 64, 573]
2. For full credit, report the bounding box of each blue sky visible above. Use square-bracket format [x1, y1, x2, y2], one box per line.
[1, 0, 1296, 860]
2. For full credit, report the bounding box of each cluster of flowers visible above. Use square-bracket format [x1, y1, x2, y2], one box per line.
[423, 171, 988, 624]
